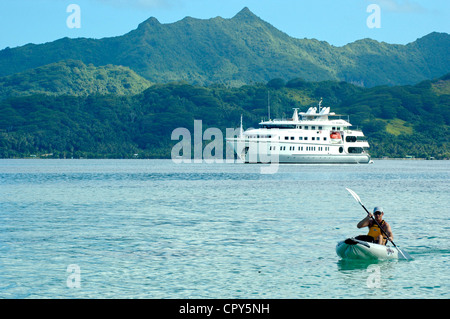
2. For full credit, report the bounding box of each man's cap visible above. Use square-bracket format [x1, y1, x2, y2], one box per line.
[373, 206, 384, 213]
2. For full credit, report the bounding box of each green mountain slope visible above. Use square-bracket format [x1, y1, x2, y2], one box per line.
[0, 60, 151, 98]
[0, 74, 448, 159]
[0, 8, 448, 87]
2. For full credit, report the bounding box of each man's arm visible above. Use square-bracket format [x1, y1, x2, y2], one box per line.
[357, 214, 372, 228]
[384, 223, 394, 241]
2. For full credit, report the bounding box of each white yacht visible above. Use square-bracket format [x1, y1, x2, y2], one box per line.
[226, 100, 371, 164]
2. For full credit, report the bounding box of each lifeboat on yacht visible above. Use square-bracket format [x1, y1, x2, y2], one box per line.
[330, 131, 342, 143]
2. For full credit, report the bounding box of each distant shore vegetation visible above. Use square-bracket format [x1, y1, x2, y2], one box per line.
[0, 71, 448, 160]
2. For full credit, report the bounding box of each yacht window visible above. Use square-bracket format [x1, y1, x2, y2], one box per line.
[312, 126, 316, 130]
[312, 137, 315, 141]
[285, 136, 289, 140]
[290, 136, 294, 140]
[304, 137, 308, 140]
[305, 126, 308, 130]
[348, 147, 363, 154]
[299, 137, 303, 140]
[319, 126, 323, 130]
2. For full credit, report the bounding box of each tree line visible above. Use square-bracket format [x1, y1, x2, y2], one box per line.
[0, 76, 449, 159]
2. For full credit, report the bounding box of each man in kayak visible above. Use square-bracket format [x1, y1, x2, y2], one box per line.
[356, 207, 393, 245]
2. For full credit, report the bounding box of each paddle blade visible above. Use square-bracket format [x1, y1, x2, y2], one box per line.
[346, 188, 362, 205]
[397, 248, 413, 260]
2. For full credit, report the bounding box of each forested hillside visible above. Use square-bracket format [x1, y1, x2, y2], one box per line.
[0, 60, 151, 98]
[0, 8, 449, 87]
[1, 74, 448, 159]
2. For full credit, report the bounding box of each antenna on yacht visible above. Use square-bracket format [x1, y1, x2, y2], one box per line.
[240, 114, 244, 138]
[292, 108, 299, 121]
[267, 90, 271, 121]
[318, 97, 323, 113]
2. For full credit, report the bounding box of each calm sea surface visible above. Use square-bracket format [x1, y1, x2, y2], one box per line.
[0, 159, 448, 299]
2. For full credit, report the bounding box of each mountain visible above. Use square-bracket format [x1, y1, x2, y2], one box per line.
[0, 60, 152, 99]
[0, 7, 449, 87]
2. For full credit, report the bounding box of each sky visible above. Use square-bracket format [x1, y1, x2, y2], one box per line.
[0, 0, 448, 50]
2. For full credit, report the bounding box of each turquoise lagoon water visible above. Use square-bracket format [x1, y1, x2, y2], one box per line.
[0, 159, 448, 298]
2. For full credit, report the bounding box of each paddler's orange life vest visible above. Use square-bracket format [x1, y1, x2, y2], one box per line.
[367, 220, 386, 242]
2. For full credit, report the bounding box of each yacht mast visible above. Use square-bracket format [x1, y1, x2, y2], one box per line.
[240, 114, 244, 138]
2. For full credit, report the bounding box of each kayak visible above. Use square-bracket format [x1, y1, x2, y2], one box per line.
[336, 237, 400, 260]
[341, 189, 413, 261]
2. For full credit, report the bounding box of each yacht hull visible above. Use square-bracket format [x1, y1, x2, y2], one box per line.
[242, 154, 370, 164]
[227, 139, 371, 164]
[269, 154, 370, 164]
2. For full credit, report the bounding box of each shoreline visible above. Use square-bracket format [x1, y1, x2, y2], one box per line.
[1, 157, 448, 161]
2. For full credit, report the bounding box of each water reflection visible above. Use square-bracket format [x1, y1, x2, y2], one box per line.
[336, 259, 394, 271]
